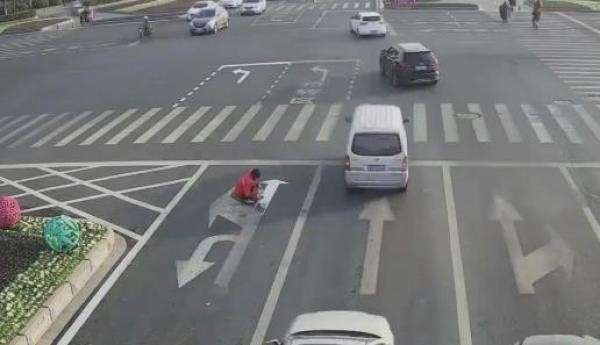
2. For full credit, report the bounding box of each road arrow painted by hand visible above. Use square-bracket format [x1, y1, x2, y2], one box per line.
[492, 195, 574, 294]
[176, 234, 237, 288]
[311, 65, 329, 84]
[359, 197, 395, 295]
[232, 68, 251, 84]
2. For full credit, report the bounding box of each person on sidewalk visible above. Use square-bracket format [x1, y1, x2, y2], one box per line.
[499, 1, 509, 22]
[532, 0, 542, 29]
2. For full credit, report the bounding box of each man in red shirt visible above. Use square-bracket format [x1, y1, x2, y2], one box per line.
[234, 168, 261, 203]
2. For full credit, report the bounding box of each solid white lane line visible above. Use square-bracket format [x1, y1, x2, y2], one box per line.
[573, 104, 600, 141]
[222, 104, 262, 142]
[106, 108, 162, 145]
[342, 2, 348, 8]
[253, 105, 288, 141]
[162, 106, 210, 144]
[0, 113, 51, 145]
[560, 167, 600, 245]
[547, 104, 583, 143]
[55, 110, 114, 147]
[316, 103, 342, 142]
[10, 112, 70, 148]
[134, 107, 186, 144]
[556, 12, 600, 36]
[285, 104, 316, 141]
[442, 165, 473, 345]
[88, 165, 181, 183]
[521, 104, 552, 143]
[80, 109, 137, 146]
[32, 111, 93, 147]
[441, 103, 459, 142]
[494, 104, 522, 143]
[192, 105, 236, 142]
[56, 165, 208, 345]
[249, 165, 322, 345]
[413, 103, 427, 142]
[468, 103, 490, 143]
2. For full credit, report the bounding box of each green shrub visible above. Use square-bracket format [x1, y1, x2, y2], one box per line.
[31, 0, 49, 8]
[0, 10, 36, 23]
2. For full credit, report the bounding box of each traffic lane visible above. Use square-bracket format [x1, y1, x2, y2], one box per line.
[263, 166, 460, 345]
[69, 165, 316, 345]
[451, 166, 600, 345]
[560, 12, 600, 31]
[568, 168, 600, 234]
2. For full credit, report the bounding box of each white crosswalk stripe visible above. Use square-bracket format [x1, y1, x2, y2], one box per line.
[31, 111, 93, 148]
[134, 107, 185, 144]
[192, 105, 236, 142]
[494, 104, 522, 143]
[342, 2, 348, 8]
[285, 104, 316, 141]
[468, 103, 490, 143]
[253, 104, 288, 142]
[521, 104, 552, 143]
[441, 103, 459, 142]
[412, 103, 427, 142]
[353, 2, 359, 8]
[9, 112, 69, 148]
[331, 3, 338, 8]
[6, 101, 600, 149]
[316, 103, 342, 142]
[106, 108, 161, 145]
[55, 110, 114, 147]
[162, 106, 210, 144]
[80, 109, 137, 145]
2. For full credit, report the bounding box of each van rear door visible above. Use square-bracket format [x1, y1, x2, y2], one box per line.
[349, 132, 405, 172]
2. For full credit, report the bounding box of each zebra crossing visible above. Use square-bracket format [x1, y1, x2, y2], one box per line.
[510, 13, 600, 105]
[0, 33, 62, 59]
[268, 1, 373, 12]
[2, 101, 600, 149]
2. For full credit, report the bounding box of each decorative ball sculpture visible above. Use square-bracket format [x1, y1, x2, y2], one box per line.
[44, 215, 81, 253]
[0, 196, 21, 229]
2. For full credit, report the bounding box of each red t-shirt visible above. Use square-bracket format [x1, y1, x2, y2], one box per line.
[234, 170, 259, 199]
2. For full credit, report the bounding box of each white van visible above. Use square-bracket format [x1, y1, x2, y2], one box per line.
[344, 104, 408, 191]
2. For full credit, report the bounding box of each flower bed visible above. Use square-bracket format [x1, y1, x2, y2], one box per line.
[0, 216, 108, 345]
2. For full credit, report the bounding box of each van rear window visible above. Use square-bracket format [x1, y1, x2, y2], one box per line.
[351, 133, 401, 156]
[362, 15, 381, 22]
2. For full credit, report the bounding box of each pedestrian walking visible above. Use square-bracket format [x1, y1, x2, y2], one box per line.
[499, 1, 509, 22]
[532, 0, 542, 29]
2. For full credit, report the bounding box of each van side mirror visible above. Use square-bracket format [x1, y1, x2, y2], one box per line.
[265, 339, 282, 345]
[403, 118, 410, 124]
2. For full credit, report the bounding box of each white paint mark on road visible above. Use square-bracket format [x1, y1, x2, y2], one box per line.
[441, 103, 459, 142]
[32, 111, 93, 148]
[494, 104, 523, 143]
[359, 197, 394, 295]
[521, 104, 553, 143]
[233, 68, 251, 84]
[0, 114, 51, 145]
[316, 103, 342, 142]
[573, 104, 600, 141]
[106, 108, 162, 145]
[311, 65, 329, 83]
[492, 195, 574, 294]
[442, 165, 472, 345]
[312, 10, 328, 29]
[222, 104, 262, 142]
[468, 104, 490, 143]
[250, 166, 322, 345]
[79, 109, 137, 146]
[413, 103, 427, 142]
[556, 12, 600, 36]
[547, 104, 582, 143]
[217, 59, 358, 70]
[560, 167, 600, 245]
[10, 112, 70, 148]
[253, 105, 288, 141]
[176, 235, 237, 288]
[162, 106, 211, 144]
[192, 105, 236, 142]
[135, 107, 186, 144]
[284, 104, 316, 141]
[56, 165, 208, 345]
[55, 110, 114, 147]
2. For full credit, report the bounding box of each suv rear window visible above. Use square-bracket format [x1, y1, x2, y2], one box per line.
[193, 2, 208, 7]
[403, 51, 435, 65]
[362, 15, 381, 22]
[352, 133, 401, 156]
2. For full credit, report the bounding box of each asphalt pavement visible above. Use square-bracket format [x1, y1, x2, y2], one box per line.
[2, 3, 600, 345]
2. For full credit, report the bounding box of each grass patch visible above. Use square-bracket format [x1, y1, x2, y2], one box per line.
[0, 216, 108, 345]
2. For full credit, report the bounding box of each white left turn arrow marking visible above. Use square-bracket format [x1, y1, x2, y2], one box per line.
[233, 68, 251, 84]
[492, 195, 574, 294]
[311, 65, 329, 84]
[176, 234, 237, 288]
[359, 197, 395, 295]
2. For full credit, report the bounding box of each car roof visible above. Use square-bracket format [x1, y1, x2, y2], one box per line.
[351, 105, 404, 133]
[357, 11, 381, 16]
[522, 335, 600, 345]
[287, 311, 393, 341]
[397, 42, 430, 53]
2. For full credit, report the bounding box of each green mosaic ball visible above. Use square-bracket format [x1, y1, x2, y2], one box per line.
[44, 215, 81, 253]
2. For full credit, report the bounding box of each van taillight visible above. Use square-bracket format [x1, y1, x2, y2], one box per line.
[345, 155, 350, 170]
[400, 156, 408, 171]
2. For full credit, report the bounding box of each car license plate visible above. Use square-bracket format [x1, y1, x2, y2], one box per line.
[370, 30, 377, 33]
[415, 66, 427, 71]
[368, 165, 386, 171]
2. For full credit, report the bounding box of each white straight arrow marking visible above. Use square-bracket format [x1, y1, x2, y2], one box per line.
[176, 234, 237, 288]
[359, 197, 394, 295]
[492, 195, 574, 294]
[233, 68, 251, 84]
[311, 65, 329, 84]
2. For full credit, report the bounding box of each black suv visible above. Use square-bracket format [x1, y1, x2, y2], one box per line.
[379, 43, 439, 87]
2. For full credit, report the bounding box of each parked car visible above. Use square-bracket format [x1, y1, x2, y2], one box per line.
[379, 43, 439, 86]
[219, 0, 242, 8]
[519, 335, 600, 345]
[189, 6, 229, 35]
[240, 0, 266, 14]
[344, 104, 409, 191]
[267, 311, 395, 345]
[350, 11, 387, 37]
[70, 0, 84, 15]
[186, 1, 218, 21]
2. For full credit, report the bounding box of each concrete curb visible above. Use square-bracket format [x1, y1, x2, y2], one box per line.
[8, 229, 115, 345]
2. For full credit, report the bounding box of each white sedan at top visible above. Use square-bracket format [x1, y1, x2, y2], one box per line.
[219, 0, 242, 8]
[350, 11, 387, 37]
[186, 0, 218, 21]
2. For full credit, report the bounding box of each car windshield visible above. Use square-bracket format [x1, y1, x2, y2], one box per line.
[193, 2, 209, 8]
[362, 15, 381, 21]
[196, 8, 216, 17]
[291, 330, 381, 339]
[351, 133, 401, 156]
[244, 0, 260, 3]
[403, 51, 435, 64]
